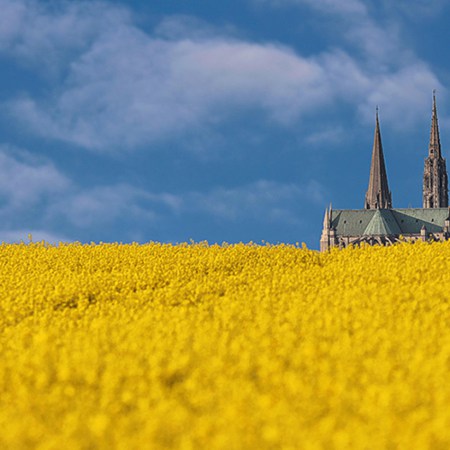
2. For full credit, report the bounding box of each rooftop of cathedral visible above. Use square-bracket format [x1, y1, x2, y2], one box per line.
[330, 208, 450, 237]
[320, 92, 450, 251]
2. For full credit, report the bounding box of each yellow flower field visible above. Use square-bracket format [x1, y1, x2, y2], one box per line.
[1, 240, 450, 449]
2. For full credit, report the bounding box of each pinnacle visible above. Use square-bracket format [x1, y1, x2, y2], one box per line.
[365, 111, 392, 209]
[429, 91, 442, 157]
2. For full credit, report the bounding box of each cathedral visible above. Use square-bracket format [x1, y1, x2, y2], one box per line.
[320, 93, 450, 251]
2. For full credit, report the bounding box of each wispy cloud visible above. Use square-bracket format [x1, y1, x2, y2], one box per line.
[305, 126, 346, 145]
[0, 0, 131, 75]
[47, 184, 164, 228]
[259, 0, 366, 15]
[9, 35, 332, 150]
[256, 0, 444, 123]
[0, 146, 70, 211]
[185, 180, 325, 222]
[50, 179, 324, 228]
[375, 0, 448, 19]
[0, 139, 326, 242]
[0, 229, 69, 244]
[0, 145, 72, 242]
[0, 0, 444, 154]
[255, 0, 405, 64]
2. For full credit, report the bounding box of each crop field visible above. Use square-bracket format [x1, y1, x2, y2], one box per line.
[1, 241, 450, 449]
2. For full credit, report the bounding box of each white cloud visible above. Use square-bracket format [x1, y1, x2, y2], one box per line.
[0, 0, 131, 74]
[0, 229, 69, 244]
[0, 0, 445, 152]
[46, 178, 325, 232]
[256, 0, 444, 124]
[9, 32, 333, 150]
[362, 64, 440, 124]
[182, 180, 325, 223]
[0, 145, 323, 240]
[0, 146, 70, 210]
[374, 0, 447, 19]
[256, 0, 404, 64]
[259, 0, 366, 15]
[154, 15, 240, 41]
[48, 184, 161, 228]
[305, 126, 346, 145]
[0, 146, 72, 241]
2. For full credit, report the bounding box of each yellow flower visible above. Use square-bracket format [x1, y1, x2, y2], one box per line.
[0, 240, 450, 448]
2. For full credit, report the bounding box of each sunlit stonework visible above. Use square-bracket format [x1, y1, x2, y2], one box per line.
[320, 94, 450, 251]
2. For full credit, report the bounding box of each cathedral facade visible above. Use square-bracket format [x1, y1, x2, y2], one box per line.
[320, 94, 450, 252]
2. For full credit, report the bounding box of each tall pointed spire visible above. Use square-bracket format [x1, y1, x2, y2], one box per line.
[322, 206, 330, 230]
[365, 109, 392, 209]
[423, 91, 448, 208]
[320, 205, 333, 252]
[429, 90, 442, 157]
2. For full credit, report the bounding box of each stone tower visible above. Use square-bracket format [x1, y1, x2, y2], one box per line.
[365, 110, 392, 209]
[423, 92, 448, 208]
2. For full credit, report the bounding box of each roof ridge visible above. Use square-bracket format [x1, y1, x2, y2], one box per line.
[363, 209, 400, 235]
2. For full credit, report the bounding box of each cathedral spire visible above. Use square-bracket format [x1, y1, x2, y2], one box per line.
[423, 91, 448, 208]
[429, 90, 442, 157]
[322, 206, 330, 230]
[365, 109, 392, 209]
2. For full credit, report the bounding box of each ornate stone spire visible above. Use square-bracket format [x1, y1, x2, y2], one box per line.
[423, 91, 448, 208]
[320, 205, 336, 251]
[365, 109, 392, 209]
[429, 90, 441, 157]
[322, 206, 330, 230]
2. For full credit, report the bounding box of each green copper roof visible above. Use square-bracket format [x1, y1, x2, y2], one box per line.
[330, 208, 450, 236]
[363, 209, 401, 235]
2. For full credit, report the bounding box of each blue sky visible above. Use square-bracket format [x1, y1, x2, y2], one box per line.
[0, 0, 449, 248]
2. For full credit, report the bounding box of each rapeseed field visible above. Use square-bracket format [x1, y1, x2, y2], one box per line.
[1, 240, 450, 449]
